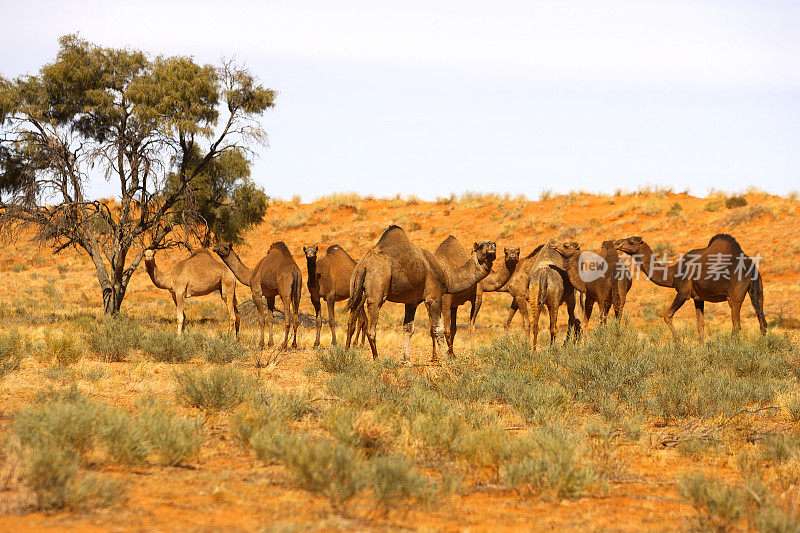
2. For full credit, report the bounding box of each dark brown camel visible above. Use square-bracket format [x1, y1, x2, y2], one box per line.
[345, 225, 496, 363]
[303, 244, 366, 347]
[527, 239, 581, 349]
[213, 242, 302, 350]
[615, 234, 766, 339]
[560, 241, 633, 325]
[434, 236, 519, 356]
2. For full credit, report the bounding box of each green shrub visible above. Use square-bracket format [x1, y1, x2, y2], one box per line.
[678, 472, 745, 531]
[315, 345, 362, 373]
[501, 425, 596, 500]
[704, 199, 724, 212]
[666, 202, 683, 217]
[754, 506, 800, 533]
[141, 330, 201, 363]
[98, 409, 151, 465]
[725, 195, 748, 208]
[41, 332, 82, 367]
[368, 455, 433, 512]
[174, 367, 257, 411]
[232, 390, 313, 444]
[137, 399, 202, 465]
[0, 329, 26, 378]
[15, 389, 100, 455]
[203, 333, 242, 364]
[84, 316, 142, 362]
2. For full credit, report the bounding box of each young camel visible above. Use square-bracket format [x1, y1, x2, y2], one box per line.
[303, 244, 367, 347]
[527, 239, 581, 349]
[143, 249, 240, 336]
[345, 225, 496, 363]
[213, 242, 302, 350]
[560, 241, 633, 325]
[615, 234, 767, 340]
[433, 236, 520, 356]
[497, 244, 544, 334]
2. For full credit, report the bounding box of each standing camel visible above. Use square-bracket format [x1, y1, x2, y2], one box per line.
[344, 226, 496, 363]
[615, 234, 766, 339]
[213, 242, 302, 350]
[434, 236, 520, 356]
[560, 241, 632, 325]
[496, 244, 544, 334]
[303, 244, 367, 347]
[143, 249, 240, 336]
[527, 239, 581, 349]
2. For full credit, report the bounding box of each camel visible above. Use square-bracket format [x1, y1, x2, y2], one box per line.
[495, 244, 544, 335]
[560, 241, 633, 325]
[615, 234, 767, 340]
[527, 239, 581, 349]
[213, 242, 302, 350]
[433, 236, 520, 356]
[303, 244, 367, 347]
[143, 249, 240, 336]
[344, 225, 496, 363]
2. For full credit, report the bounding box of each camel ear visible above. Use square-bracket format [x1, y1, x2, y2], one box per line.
[314, 245, 318, 252]
[473, 242, 480, 252]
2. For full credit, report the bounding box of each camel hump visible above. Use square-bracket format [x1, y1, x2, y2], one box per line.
[269, 241, 293, 256]
[376, 225, 410, 247]
[526, 243, 545, 259]
[325, 244, 355, 262]
[708, 233, 742, 250]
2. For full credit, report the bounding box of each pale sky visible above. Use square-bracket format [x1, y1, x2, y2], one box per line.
[2, 0, 799, 200]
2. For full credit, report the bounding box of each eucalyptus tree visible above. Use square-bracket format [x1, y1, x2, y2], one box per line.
[0, 35, 275, 314]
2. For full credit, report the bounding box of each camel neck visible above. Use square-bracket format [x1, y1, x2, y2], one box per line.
[220, 251, 253, 287]
[144, 258, 173, 291]
[306, 256, 317, 286]
[633, 244, 675, 287]
[481, 260, 517, 291]
[445, 254, 491, 293]
[565, 254, 587, 293]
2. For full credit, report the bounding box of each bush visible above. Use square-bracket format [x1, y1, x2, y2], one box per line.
[0, 329, 25, 378]
[99, 409, 151, 465]
[84, 316, 142, 362]
[136, 399, 202, 465]
[725, 195, 748, 208]
[315, 345, 362, 373]
[704, 199, 724, 212]
[15, 388, 100, 455]
[232, 389, 313, 444]
[203, 333, 242, 364]
[368, 455, 433, 512]
[678, 472, 745, 531]
[174, 367, 257, 411]
[666, 202, 683, 217]
[41, 332, 82, 367]
[141, 330, 201, 363]
[501, 425, 596, 500]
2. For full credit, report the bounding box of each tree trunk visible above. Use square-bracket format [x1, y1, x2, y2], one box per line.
[102, 281, 127, 316]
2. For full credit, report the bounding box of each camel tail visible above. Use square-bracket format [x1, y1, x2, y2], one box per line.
[346, 265, 367, 313]
[536, 271, 548, 311]
[748, 269, 767, 333]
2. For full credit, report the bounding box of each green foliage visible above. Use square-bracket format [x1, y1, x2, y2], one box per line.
[726, 195, 749, 208]
[678, 472, 746, 530]
[135, 399, 202, 466]
[368, 455, 434, 512]
[202, 333, 242, 364]
[704, 199, 724, 212]
[83, 316, 142, 362]
[666, 202, 683, 217]
[174, 367, 257, 411]
[0, 328, 26, 378]
[141, 329, 201, 363]
[315, 345, 363, 373]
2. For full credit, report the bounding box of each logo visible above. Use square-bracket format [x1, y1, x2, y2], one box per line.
[578, 251, 608, 282]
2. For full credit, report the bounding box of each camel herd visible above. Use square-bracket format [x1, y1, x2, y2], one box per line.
[143, 226, 767, 362]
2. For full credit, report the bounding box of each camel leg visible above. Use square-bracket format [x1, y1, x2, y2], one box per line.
[565, 290, 580, 344]
[265, 296, 276, 347]
[694, 300, 705, 341]
[346, 304, 357, 349]
[221, 281, 239, 337]
[441, 295, 454, 358]
[729, 296, 744, 335]
[516, 297, 530, 339]
[358, 307, 367, 346]
[616, 283, 628, 319]
[278, 289, 292, 350]
[548, 303, 558, 346]
[583, 295, 595, 328]
[748, 280, 768, 335]
[327, 298, 338, 346]
[663, 294, 688, 341]
[424, 298, 446, 364]
[530, 301, 541, 351]
[311, 295, 322, 348]
[365, 297, 381, 360]
[175, 292, 186, 335]
[251, 292, 267, 350]
[400, 303, 417, 365]
[504, 300, 518, 332]
[447, 306, 458, 357]
[470, 289, 482, 338]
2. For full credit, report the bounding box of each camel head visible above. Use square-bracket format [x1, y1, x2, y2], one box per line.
[302, 245, 318, 259]
[614, 236, 644, 255]
[143, 249, 155, 261]
[554, 241, 581, 258]
[213, 242, 234, 259]
[473, 241, 497, 267]
[503, 247, 520, 266]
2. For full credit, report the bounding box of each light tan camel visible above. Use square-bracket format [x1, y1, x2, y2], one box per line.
[143, 249, 239, 335]
[434, 236, 520, 356]
[615, 234, 767, 340]
[303, 244, 367, 347]
[527, 240, 581, 350]
[213, 242, 302, 350]
[344, 225, 496, 363]
[561, 240, 633, 325]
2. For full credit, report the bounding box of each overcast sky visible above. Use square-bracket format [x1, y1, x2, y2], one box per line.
[2, 0, 799, 200]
